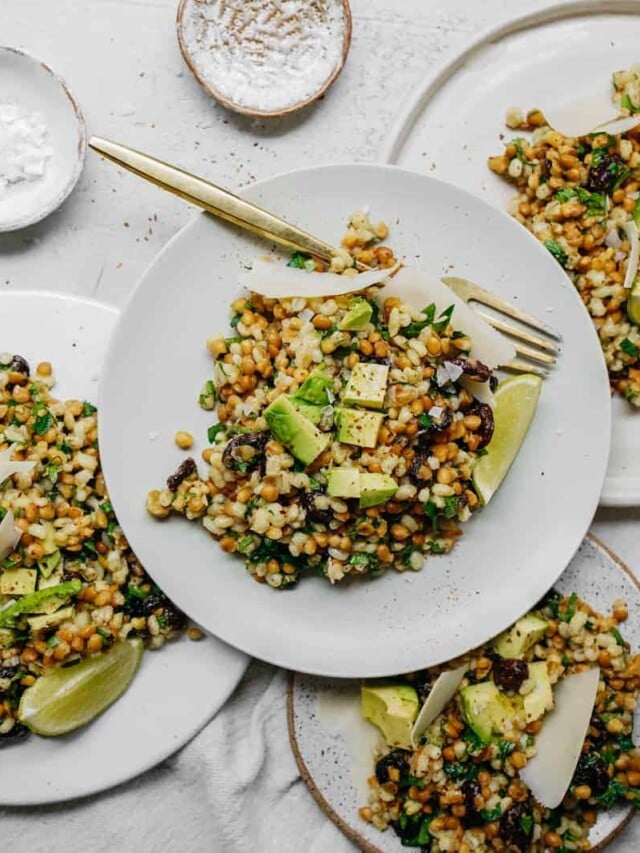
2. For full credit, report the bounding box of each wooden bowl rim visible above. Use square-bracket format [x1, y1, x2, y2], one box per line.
[176, 0, 352, 118]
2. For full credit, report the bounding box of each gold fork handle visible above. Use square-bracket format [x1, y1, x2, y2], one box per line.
[89, 136, 339, 262]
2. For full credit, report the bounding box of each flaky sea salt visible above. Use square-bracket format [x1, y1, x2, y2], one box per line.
[0, 102, 52, 194]
[181, 0, 346, 113]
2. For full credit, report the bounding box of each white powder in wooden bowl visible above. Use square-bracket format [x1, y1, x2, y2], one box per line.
[180, 0, 348, 115]
[0, 103, 52, 195]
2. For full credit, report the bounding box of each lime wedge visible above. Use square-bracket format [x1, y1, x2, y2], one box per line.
[627, 282, 640, 325]
[472, 374, 542, 505]
[18, 639, 143, 736]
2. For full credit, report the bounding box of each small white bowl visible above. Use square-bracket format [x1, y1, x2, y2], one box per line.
[0, 47, 86, 232]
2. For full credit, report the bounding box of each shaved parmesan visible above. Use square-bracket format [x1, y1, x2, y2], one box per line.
[460, 377, 495, 407]
[428, 405, 443, 419]
[411, 664, 466, 747]
[0, 447, 35, 485]
[593, 114, 640, 137]
[238, 259, 400, 298]
[520, 667, 600, 809]
[543, 93, 619, 138]
[0, 510, 21, 562]
[380, 267, 515, 368]
[623, 221, 639, 289]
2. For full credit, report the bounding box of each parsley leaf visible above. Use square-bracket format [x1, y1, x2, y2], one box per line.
[621, 338, 639, 358]
[444, 761, 478, 782]
[33, 409, 54, 435]
[610, 627, 626, 646]
[423, 501, 439, 533]
[82, 401, 97, 417]
[207, 423, 226, 443]
[544, 239, 569, 268]
[400, 304, 436, 338]
[287, 251, 316, 271]
[418, 414, 433, 430]
[598, 779, 629, 809]
[432, 304, 455, 333]
[480, 804, 502, 822]
[443, 495, 458, 519]
[507, 137, 535, 166]
[558, 592, 578, 623]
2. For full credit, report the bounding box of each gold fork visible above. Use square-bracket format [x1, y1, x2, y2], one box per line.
[89, 136, 561, 377]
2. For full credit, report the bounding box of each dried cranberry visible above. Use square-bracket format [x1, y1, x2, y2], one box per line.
[461, 778, 483, 825]
[221, 431, 268, 475]
[500, 802, 533, 850]
[447, 357, 492, 383]
[301, 488, 333, 525]
[9, 354, 30, 376]
[572, 752, 609, 795]
[166, 457, 197, 491]
[409, 452, 433, 485]
[587, 152, 628, 194]
[493, 658, 529, 692]
[471, 403, 494, 448]
[375, 748, 409, 784]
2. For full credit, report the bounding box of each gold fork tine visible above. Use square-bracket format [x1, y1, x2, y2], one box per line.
[476, 311, 560, 355]
[512, 342, 556, 366]
[504, 360, 549, 379]
[443, 276, 562, 342]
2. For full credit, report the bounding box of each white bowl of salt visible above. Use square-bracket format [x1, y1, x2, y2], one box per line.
[0, 47, 86, 232]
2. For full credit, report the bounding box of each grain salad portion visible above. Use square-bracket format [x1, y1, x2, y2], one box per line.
[0, 354, 192, 745]
[361, 592, 640, 852]
[147, 214, 505, 589]
[488, 67, 640, 406]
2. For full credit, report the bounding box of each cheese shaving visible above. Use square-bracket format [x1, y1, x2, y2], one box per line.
[543, 92, 619, 138]
[238, 259, 400, 298]
[0, 447, 35, 484]
[623, 221, 639, 289]
[0, 509, 21, 562]
[410, 665, 467, 747]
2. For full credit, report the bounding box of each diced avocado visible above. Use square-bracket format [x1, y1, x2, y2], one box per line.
[359, 473, 397, 508]
[0, 580, 82, 628]
[335, 407, 383, 448]
[38, 562, 64, 591]
[339, 298, 373, 331]
[361, 683, 419, 749]
[296, 368, 332, 405]
[523, 661, 554, 723]
[494, 614, 549, 660]
[460, 682, 518, 744]
[264, 395, 329, 465]
[27, 606, 75, 633]
[37, 549, 62, 580]
[0, 569, 37, 596]
[326, 467, 360, 499]
[0, 627, 17, 649]
[342, 363, 389, 410]
[289, 396, 323, 425]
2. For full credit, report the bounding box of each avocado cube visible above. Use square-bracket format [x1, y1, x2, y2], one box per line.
[289, 396, 323, 425]
[523, 661, 554, 722]
[296, 368, 332, 405]
[265, 395, 330, 465]
[335, 407, 383, 448]
[460, 682, 518, 744]
[27, 606, 75, 633]
[361, 683, 419, 749]
[359, 473, 397, 508]
[342, 363, 389, 410]
[493, 614, 549, 660]
[0, 628, 17, 649]
[338, 298, 373, 331]
[0, 569, 37, 596]
[326, 467, 360, 499]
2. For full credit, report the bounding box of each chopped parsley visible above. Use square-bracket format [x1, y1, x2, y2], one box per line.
[207, 422, 226, 443]
[33, 408, 54, 435]
[444, 761, 477, 782]
[443, 495, 459, 519]
[82, 401, 97, 417]
[519, 814, 534, 836]
[423, 501, 439, 533]
[497, 739, 515, 760]
[507, 137, 535, 166]
[432, 304, 455, 333]
[480, 804, 502, 822]
[610, 627, 626, 646]
[287, 251, 316, 271]
[554, 186, 607, 218]
[558, 592, 578, 623]
[597, 779, 629, 809]
[620, 338, 639, 358]
[544, 239, 569, 268]
[400, 304, 436, 338]
[418, 413, 433, 430]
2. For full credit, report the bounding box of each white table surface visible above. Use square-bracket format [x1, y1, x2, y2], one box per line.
[1, 0, 638, 850]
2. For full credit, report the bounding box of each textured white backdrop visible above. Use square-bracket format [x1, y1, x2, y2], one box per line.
[1, 0, 638, 850]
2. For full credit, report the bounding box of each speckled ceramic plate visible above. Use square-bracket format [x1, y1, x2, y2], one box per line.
[289, 535, 639, 852]
[0, 292, 248, 805]
[380, 0, 640, 506]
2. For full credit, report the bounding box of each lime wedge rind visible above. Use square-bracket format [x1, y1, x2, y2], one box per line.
[18, 638, 143, 737]
[472, 374, 542, 505]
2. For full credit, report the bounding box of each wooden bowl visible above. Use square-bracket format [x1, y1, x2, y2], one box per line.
[176, 0, 352, 118]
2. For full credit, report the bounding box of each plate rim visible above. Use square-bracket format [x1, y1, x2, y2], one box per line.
[287, 533, 637, 853]
[98, 160, 610, 678]
[0, 289, 249, 805]
[0, 45, 87, 233]
[379, 0, 640, 507]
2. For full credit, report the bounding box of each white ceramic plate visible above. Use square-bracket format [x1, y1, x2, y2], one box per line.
[289, 535, 639, 852]
[0, 291, 248, 805]
[99, 163, 610, 678]
[380, 0, 640, 506]
[0, 47, 86, 232]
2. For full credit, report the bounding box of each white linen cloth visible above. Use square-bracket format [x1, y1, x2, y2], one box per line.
[2, 659, 638, 852]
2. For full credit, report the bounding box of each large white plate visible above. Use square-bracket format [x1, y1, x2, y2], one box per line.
[380, 0, 640, 506]
[99, 163, 610, 678]
[0, 291, 248, 805]
[289, 535, 639, 853]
